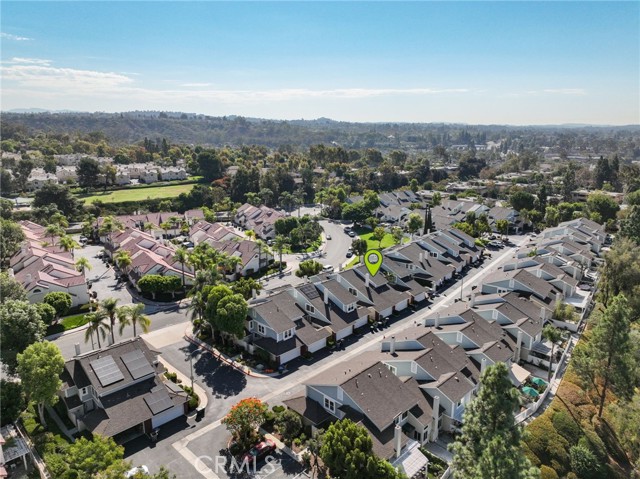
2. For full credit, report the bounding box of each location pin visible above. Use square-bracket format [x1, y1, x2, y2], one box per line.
[364, 249, 383, 276]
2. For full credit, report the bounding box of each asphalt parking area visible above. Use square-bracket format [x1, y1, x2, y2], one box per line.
[220, 452, 306, 479]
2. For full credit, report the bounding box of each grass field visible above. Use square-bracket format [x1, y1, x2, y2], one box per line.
[354, 227, 405, 250]
[46, 313, 89, 335]
[79, 183, 195, 204]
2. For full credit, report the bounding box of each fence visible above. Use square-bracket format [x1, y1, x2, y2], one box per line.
[14, 421, 51, 479]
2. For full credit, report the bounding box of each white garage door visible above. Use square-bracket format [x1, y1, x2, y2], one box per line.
[280, 347, 301, 365]
[308, 338, 327, 353]
[151, 404, 184, 429]
[395, 299, 409, 311]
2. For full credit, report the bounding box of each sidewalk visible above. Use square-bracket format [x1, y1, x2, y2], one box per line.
[184, 326, 275, 379]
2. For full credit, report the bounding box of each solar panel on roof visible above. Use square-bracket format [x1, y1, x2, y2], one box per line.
[121, 350, 155, 380]
[144, 389, 174, 415]
[90, 356, 125, 387]
[299, 283, 320, 300]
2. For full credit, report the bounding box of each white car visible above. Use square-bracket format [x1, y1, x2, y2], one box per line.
[322, 264, 335, 273]
[326, 234, 332, 240]
[125, 466, 149, 478]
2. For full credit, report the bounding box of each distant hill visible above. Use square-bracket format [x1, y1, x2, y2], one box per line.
[1, 111, 638, 150]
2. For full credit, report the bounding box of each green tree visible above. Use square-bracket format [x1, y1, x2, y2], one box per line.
[0, 300, 47, 374]
[351, 238, 368, 262]
[274, 409, 303, 444]
[196, 150, 224, 182]
[296, 259, 324, 277]
[586, 192, 619, 223]
[230, 277, 262, 300]
[620, 205, 640, 244]
[222, 398, 268, 448]
[406, 213, 424, 237]
[0, 271, 27, 302]
[510, 191, 536, 212]
[66, 435, 125, 479]
[75, 256, 92, 275]
[0, 379, 26, 426]
[17, 341, 65, 426]
[391, 226, 404, 245]
[542, 324, 562, 381]
[0, 218, 26, 263]
[495, 219, 509, 237]
[115, 250, 132, 275]
[173, 247, 189, 290]
[76, 156, 101, 190]
[372, 226, 387, 246]
[598, 238, 640, 318]
[100, 297, 121, 345]
[33, 183, 82, 219]
[431, 191, 442, 207]
[569, 444, 601, 479]
[449, 362, 539, 479]
[37, 302, 57, 326]
[214, 293, 248, 339]
[84, 311, 109, 349]
[43, 291, 73, 319]
[562, 162, 577, 202]
[544, 206, 560, 227]
[45, 223, 64, 246]
[573, 295, 636, 417]
[274, 235, 289, 273]
[118, 303, 151, 338]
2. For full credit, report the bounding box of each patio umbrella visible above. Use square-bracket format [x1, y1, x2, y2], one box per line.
[531, 377, 548, 387]
[522, 386, 540, 398]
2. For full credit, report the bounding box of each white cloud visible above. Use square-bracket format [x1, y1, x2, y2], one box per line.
[1, 32, 32, 41]
[542, 88, 587, 96]
[8, 57, 52, 66]
[1, 63, 134, 92]
[181, 82, 213, 87]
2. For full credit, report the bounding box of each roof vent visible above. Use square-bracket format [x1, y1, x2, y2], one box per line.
[368, 373, 372, 378]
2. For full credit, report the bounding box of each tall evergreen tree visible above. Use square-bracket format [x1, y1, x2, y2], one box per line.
[449, 363, 539, 479]
[573, 294, 636, 417]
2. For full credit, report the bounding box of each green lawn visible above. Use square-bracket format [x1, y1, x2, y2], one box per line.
[345, 256, 360, 269]
[46, 313, 89, 335]
[78, 183, 195, 204]
[354, 227, 404, 250]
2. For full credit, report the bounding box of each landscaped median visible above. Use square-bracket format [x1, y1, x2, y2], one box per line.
[46, 312, 90, 336]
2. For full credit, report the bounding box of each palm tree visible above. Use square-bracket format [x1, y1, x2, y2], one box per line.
[224, 254, 243, 279]
[45, 224, 63, 246]
[255, 239, 266, 274]
[118, 303, 151, 338]
[84, 311, 109, 349]
[75, 257, 92, 275]
[274, 235, 289, 274]
[187, 290, 207, 326]
[115, 250, 132, 276]
[50, 212, 69, 228]
[59, 235, 79, 258]
[99, 216, 124, 244]
[542, 324, 563, 381]
[100, 297, 121, 345]
[173, 247, 189, 291]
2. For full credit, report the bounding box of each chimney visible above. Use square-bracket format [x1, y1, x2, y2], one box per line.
[7, 268, 14, 278]
[365, 273, 370, 288]
[324, 287, 329, 305]
[481, 357, 487, 374]
[555, 291, 563, 303]
[470, 293, 476, 307]
[21, 244, 27, 253]
[515, 330, 523, 362]
[390, 336, 396, 355]
[394, 424, 403, 459]
[25, 274, 31, 284]
[74, 343, 81, 356]
[434, 313, 440, 328]
[251, 288, 257, 299]
[431, 395, 440, 442]
[419, 252, 424, 263]
[539, 306, 546, 320]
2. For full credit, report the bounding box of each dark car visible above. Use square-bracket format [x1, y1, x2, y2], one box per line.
[346, 251, 353, 258]
[348, 231, 356, 237]
[242, 439, 276, 464]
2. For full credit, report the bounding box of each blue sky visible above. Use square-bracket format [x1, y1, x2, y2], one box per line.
[1, 1, 638, 125]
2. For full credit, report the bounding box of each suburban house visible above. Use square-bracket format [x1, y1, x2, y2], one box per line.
[8, 221, 88, 307]
[26, 168, 59, 191]
[488, 206, 523, 234]
[234, 203, 286, 240]
[385, 242, 456, 291]
[59, 338, 188, 441]
[190, 221, 242, 244]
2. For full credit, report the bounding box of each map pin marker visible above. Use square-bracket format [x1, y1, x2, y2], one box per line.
[364, 249, 383, 276]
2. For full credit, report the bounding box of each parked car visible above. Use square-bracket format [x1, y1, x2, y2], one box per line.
[578, 284, 592, 291]
[326, 234, 332, 240]
[242, 439, 276, 464]
[344, 226, 352, 233]
[323, 264, 335, 273]
[348, 231, 356, 237]
[125, 465, 149, 477]
[346, 250, 354, 258]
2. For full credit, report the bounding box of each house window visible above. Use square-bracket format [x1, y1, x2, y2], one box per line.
[248, 320, 254, 331]
[283, 329, 293, 339]
[411, 362, 417, 374]
[430, 252, 438, 258]
[257, 324, 266, 335]
[346, 303, 355, 312]
[395, 411, 408, 424]
[387, 364, 397, 375]
[349, 287, 357, 296]
[456, 332, 463, 343]
[324, 397, 336, 412]
[305, 304, 315, 314]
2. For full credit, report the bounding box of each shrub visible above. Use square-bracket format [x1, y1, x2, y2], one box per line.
[43, 292, 72, 318]
[540, 465, 559, 479]
[570, 444, 601, 479]
[164, 372, 178, 383]
[37, 303, 57, 326]
[551, 410, 582, 445]
[272, 405, 285, 414]
[274, 409, 303, 443]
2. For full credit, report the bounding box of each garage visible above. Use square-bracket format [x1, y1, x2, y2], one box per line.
[395, 299, 409, 311]
[151, 404, 184, 429]
[279, 347, 301, 365]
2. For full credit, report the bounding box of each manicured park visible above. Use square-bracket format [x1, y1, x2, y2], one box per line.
[78, 183, 195, 204]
